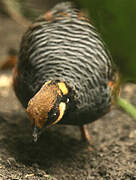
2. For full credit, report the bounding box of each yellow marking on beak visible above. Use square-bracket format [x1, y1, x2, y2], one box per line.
[52, 102, 66, 125]
[58, 82, 68, 95]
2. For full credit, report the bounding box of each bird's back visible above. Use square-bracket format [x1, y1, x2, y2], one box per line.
[14, 2, 118, 125]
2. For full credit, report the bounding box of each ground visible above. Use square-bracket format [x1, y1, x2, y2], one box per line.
[0, 10, 136, 180]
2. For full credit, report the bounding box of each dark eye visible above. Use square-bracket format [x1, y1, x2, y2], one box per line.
[49, 105, 59, 121]
[53, 112, 57, 117]
[51, 110, 58, 119]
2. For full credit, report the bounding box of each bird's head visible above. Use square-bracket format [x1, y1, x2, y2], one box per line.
[26, 80, 69, 142]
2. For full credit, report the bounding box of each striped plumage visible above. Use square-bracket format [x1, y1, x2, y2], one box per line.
[13, 2, 119, 141]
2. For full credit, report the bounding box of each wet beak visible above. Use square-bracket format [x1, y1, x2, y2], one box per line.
[33, 126, 41, 142]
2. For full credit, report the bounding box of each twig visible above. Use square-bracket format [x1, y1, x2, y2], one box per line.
[2, 0, 31, 27]
[116, 97, 136, 119]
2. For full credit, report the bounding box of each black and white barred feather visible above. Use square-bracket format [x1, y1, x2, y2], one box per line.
[16, 2, 116, 125]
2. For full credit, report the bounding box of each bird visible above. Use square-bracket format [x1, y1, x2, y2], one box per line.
[13, 2, 120, 143]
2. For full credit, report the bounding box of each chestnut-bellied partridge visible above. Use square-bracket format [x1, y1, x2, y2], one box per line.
[13, 2, 120, 142]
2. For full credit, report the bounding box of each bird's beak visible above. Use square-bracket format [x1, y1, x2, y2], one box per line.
[32, 126, 41, 142]
[32, 102, 66, 141]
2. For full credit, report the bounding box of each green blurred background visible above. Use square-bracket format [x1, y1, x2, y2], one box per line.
[79, 0, 136, 83]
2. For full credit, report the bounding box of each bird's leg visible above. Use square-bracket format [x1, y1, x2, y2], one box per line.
[80, 125, 95, 151]
[80, 125, 91, 144]
[80, 125, 96, 152]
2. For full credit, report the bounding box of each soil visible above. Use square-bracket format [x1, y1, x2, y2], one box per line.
[0, 6, 136, 180]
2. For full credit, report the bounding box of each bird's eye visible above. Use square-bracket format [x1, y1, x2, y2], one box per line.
[52, 112, 57, 117]
[67, 98, 69, 103]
